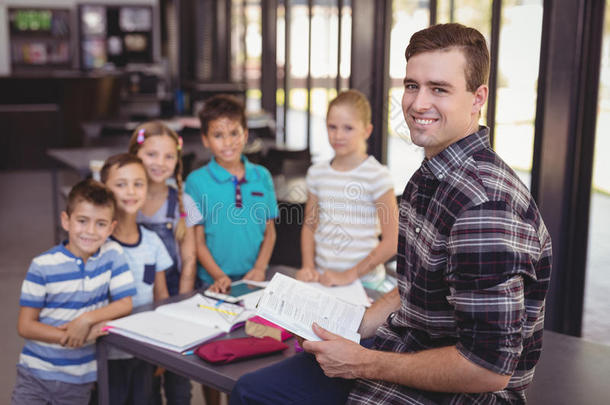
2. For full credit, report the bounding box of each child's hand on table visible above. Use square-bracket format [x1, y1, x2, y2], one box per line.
[243, 267, 266, 282]
[296, 267, 319, 282]
[319, 268, 358, 287]
[209, 275, 232, 293]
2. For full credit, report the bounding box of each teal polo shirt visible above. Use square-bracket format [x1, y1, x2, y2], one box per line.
[185, 156, 278, 284]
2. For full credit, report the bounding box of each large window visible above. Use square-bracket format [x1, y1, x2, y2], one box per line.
[493, 0, 543, 186]
[245, 0, 262, 112]
[437, 0, 491, 124]
[284, 2, 310, 149]
[386, 1, 428, 192]
[583, 1, 610, 347]
[278, 0, 351, 160]
[437, 0, 491, 35]
[309, 1, 341, 160]
[231, 0, 247, 83]
[276, 1, 286, 141]
[386, 0, 543, 191]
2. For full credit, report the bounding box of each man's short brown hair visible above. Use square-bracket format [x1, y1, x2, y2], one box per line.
[66, 179, 116, 217]
[405, 23, 489, 92]
[198, 94, 247, 135]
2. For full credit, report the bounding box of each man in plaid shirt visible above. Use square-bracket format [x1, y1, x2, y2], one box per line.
[231, 23, 551, 405]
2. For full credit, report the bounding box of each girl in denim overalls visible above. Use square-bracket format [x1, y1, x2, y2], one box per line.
[128, 121, 202, 405]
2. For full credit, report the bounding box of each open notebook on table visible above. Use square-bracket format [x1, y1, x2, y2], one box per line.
[106, 294, 253, 353]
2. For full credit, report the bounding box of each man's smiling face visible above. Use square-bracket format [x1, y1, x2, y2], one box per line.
[402, 48, 488, 159]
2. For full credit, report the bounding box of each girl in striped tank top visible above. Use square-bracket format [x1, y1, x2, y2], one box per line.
[296, 90, 399, 291]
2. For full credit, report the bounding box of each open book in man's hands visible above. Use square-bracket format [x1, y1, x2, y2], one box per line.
[255, 273, 366, 343]
[106, 294, 253, 352]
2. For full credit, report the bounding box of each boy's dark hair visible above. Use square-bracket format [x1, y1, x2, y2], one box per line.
[66, 178, 116, 217]
[198, 94, 247, 135]
[100, 153, 145, 184]
[405, 23, 489, 92]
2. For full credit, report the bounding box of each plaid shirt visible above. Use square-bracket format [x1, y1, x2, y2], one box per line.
[348, 127, 552, 404]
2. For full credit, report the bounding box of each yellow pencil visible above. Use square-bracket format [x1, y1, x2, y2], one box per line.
[197, 304, 238, 316]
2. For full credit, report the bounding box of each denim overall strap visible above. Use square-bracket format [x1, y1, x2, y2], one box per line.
[140, 188, 181, 296]
[166, 187, 177, 220]
[162, 187, 181, 295]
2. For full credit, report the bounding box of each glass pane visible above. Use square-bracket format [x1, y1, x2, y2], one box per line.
[436, 0, 491, 124]
[311, 87, 337, 161]
[493, 0, 543, 187]
[583, 0, 610, 347]
[437, 0, 491, 39]
[339, 1, 352, 90]
[276, 1, 286, 141]
[311, 3, 338, 79]
[386, 0, 429, 193]
[231, 0, 246, 82]
[285, 2, 310, 149]
[283, 0, 347, 156]
[245, 1, 262, 112]
[310, 1, 339, 162]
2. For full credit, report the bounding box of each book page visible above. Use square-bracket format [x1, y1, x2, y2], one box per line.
[256, 273, 366, 343]
[308, 279, 371, 307]
[240, 288, 265, 310]
[107, 311, 224, 352]
[155, 294, 252, 333]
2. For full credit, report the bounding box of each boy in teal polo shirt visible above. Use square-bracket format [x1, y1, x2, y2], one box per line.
[185, 94, 278, 293]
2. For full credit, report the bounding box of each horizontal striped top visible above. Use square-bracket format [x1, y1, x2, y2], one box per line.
[348, 127, 552, 404]
[306, 156, 394, 286]
[18, 241, 136, 384]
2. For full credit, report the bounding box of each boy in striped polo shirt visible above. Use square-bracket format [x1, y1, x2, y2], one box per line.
[11, 179, 136, 405]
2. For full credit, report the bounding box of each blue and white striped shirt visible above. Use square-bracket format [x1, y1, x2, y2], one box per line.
[18, 241, 136, 384]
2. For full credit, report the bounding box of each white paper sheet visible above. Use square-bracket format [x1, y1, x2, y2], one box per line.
[308, 279, 371, 307]
[256, 273, 366, 343]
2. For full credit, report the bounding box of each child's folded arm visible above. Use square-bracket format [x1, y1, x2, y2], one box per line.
[85, 321, 110, 344]
[58, 295, 133, 347]
[62, 312, 95, 347]
[17, 306, 68, 345]
[72, 295, 133, 342]
[83, 295, 133, 323]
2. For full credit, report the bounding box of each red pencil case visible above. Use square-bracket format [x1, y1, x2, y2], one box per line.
[195, 336, 288, 364]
